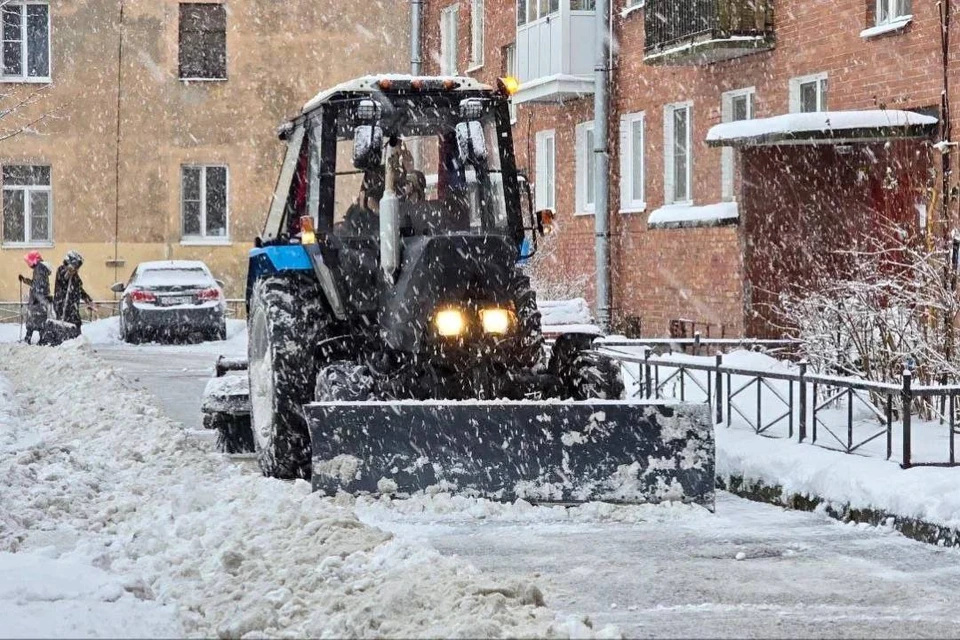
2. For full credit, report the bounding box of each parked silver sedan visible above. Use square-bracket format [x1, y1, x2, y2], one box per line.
[112, 260, 226, 344]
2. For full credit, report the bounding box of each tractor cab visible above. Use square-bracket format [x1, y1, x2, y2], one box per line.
[260, 75, 537, 261]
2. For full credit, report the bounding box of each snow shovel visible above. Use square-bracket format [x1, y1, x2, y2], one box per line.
[306, 400, 715, 508]
[42, 317, 80, 346]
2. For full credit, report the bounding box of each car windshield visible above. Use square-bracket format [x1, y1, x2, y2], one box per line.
[137, 267, 210, 288]
[330, 95, 508, 238]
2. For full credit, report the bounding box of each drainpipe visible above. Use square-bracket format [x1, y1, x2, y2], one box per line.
[593, 0, 611, 331]
[112, 0, 126, 286]
[411, 0, 423, 75]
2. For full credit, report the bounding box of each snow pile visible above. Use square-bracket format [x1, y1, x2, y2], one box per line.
[0, 323, 21, 344]
[355, 492, 705, 526]
[716, 427, 960, 532]
[538, 298, 593, 326]
[0, 550, 181, 638]
[0, 342, 616, 638]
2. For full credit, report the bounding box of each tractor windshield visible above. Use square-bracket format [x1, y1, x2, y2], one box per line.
[330, 94, 510, 238]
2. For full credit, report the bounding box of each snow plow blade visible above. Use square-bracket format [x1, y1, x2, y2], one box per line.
[306, 400, 714, 508]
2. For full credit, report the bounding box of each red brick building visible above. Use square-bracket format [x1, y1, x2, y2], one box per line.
[419, 0, 953, 337]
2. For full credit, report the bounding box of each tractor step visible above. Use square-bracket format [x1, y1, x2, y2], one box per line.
[305, 400, 715, 508]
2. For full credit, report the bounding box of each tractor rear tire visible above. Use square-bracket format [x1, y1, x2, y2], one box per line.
[567, 350, 625, 400]
[315, 360, 374, 401]
[248, 273, 327, 479]
[205, 412, 255, 454]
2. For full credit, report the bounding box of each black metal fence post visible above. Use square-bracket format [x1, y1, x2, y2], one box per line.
[902, 370, 913, 469]
[798, 360, 807, 442]
[694, 331, 701, 356]
[715, 353, 723, 425]
[644, 349, 652, 400]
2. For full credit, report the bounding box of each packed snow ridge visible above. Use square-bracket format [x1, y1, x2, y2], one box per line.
[0, 341, 620, 639]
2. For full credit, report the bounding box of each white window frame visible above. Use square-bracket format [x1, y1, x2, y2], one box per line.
[664, 101, 693, 205]
[720, 87, 754, 201]
[619, 111, 645, 212]
[575, 121, 595, 215]
[789, 72, 828, 113]
[180, 164, 230, 244]
[534, 129, 555, 212]
[1, 165, 52, 247]
[440, 5, 459, 75]
[1, 1, 51, 83]
[519, 0, 561, 26]
[876, 0, 911, 26]
[468, 0, 484, 70]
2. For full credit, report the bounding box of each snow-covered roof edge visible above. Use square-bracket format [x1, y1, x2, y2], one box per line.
[301, 75, 494, 114]
[647, 202, 739, 230]
[706, 110, 938, 147]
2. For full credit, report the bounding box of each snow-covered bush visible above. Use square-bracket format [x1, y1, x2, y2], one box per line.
[774, 224, 960, 391]
[523, 229, 592, 301]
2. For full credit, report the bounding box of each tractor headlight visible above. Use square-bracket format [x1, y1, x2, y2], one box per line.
[435, 309, 466, 336]
[480, 308, 512, 334]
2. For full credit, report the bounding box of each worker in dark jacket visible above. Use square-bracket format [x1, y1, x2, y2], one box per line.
[53, 250, 94, 330]
[20, 250, 52, 344]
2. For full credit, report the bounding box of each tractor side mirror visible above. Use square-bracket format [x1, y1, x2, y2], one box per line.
[110, 282, 125, 293]
[352, 125, 384, 170]
[455, 121, 487, 165]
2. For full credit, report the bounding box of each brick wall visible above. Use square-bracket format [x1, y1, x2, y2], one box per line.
[421, 0, 958, 337]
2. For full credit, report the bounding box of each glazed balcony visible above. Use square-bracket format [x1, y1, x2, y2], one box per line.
[644, 0, 775, 66]
[514, 0, 596, 104]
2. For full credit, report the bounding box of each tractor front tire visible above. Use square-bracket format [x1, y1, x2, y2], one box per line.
[567, 350, 625, 400]
[248, 273, 326, 479]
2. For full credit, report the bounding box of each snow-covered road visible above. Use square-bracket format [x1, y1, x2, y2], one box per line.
[76, 324, 960, 638]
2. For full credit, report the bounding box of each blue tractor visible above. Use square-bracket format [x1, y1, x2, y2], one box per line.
[202, 75, 715, 506]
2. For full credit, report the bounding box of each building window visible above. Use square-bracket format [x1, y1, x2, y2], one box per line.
[619, 112, 645, 212]
[534, 129, 555, 211]
[469, 0, 484, 69]
[575, 121, 595, 214]
[664, 102, 693, 204]
[571, 0, 596, 9]
[503, 43, 517, 123]
[1, 2, 50, 82]
[179, 3, 226, 80]
[721, 88, 754, 201]
[790, 73, 827, 113]
[440, 5, 459, 75]
[2, 165, 51, 245]
[182, 165, 228, 240]
[518, 0, 560, 25]
[877, 0, 911, 25]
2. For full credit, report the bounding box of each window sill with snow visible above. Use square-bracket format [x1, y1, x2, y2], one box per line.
[647, 201, 739, 230]
[180, 238, 232, 247]
[860, 16, 912, 39]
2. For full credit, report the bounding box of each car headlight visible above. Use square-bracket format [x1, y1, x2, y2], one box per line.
[480, 308, 512, 334]
[435, 309, 465, 336]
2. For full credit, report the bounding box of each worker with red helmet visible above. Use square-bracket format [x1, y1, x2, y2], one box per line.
[20, 250, 53, 344]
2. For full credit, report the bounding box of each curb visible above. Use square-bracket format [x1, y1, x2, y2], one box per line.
[718, 474, 960, 548]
